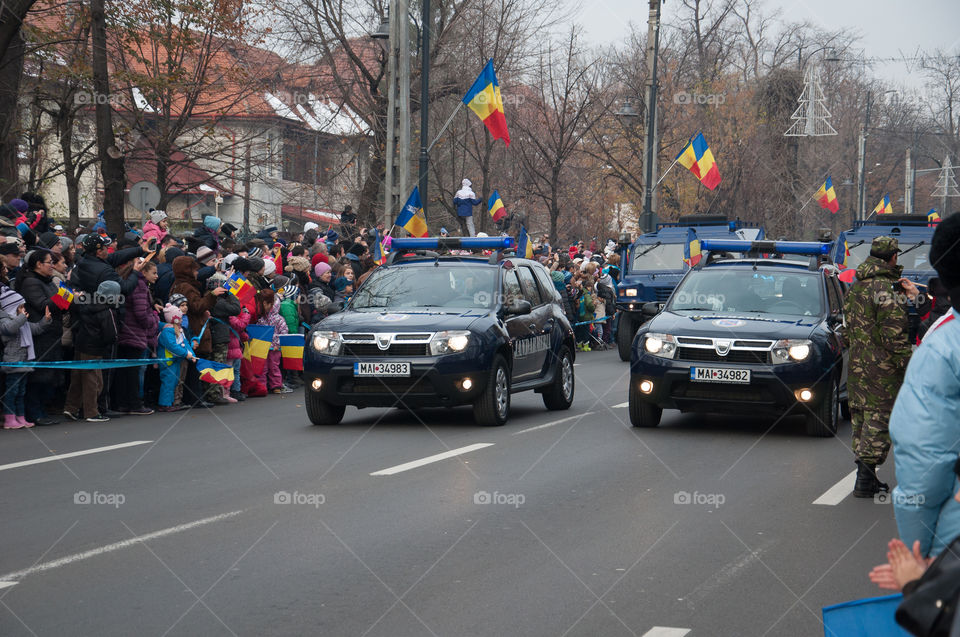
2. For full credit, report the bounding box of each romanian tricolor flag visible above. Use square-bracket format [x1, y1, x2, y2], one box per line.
[52, 283, 74, 310]
[196, 358, 234, 387]
[815, 176, 840, 213]
[462, 59, 510, 147]
[675, 132, 721, 190]
[873, 193, 893, 215]
[928, 209, 941, 225]
[279, 334, 304, 371]
[517, 225, 533, 259]
[371, 228, 387, 264]
[243, 324, 274, 376]
[226, 272, 256, 305]
[488, 190, 506, 223]
[685, 238, 702, 267]
[395, 187, 428, 237]
[273, 245, 284, 274]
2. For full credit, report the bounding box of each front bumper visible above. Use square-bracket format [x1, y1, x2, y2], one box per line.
[630, 354, 833, 416]
[304, 352, 489, 408]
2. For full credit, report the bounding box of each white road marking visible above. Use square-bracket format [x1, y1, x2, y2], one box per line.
[0, 510, 245, 583]
[0, 441, 154, 472]
[513, 413, 593, 435]
[370, 443, 494, 476]
[642, 628, 690, 637]
[813, 470, 858, 505]
[0, 581, 17, 589]
[612, 402, 629, 409]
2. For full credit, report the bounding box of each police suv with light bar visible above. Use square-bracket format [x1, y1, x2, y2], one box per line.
[628, 239, 848, 437]
[303, 237, 577, 426]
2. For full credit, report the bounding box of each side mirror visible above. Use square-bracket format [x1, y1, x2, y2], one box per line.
[505, 299, 532, 316]
[641, 302, 662, 317]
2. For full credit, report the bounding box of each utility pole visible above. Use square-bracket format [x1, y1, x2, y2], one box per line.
[380, 0, 411, 230]
[904, 147, 913, 214]
[640, 0, 662, 234]
[856, 92, 873, 222]
[418, 0, 430, 223]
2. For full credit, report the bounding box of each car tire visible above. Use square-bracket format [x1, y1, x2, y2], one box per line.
[542, 346, 575, 411]
[306, 387, 345, 426]
[617, 314, 635, 362]
[474, 355, 510, 426]
[629, 382, 662, 427]
[840, 399, 851, 421]
[805, 376, 839, 437]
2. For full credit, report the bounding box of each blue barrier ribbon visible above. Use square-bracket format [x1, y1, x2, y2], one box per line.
[1, 358, 170, 369]
[572, 317, 611, 327]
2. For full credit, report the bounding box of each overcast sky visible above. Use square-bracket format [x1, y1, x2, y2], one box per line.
[574, 0, 960, 88]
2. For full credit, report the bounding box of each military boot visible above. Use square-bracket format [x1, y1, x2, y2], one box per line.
[853, 460, 889, 498]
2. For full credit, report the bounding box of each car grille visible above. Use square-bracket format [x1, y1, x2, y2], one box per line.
[654, 288, 672, 302]
[670, 381, 775, 403]
[338, 377, 434, 395]
[676, 347, 770, 365]
[341, 343, 430, 357]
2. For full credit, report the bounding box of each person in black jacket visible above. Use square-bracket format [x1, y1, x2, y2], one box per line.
[154, 246, 184, 304]
[63, 280, 120, 422]
[205, 272, 241, 404]
[73, 234, 144, 296]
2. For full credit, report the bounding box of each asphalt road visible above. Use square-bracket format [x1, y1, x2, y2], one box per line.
[0, 349, 898, 636]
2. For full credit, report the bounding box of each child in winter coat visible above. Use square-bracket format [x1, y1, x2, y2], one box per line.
[205, 273, 242, 404]
[227, 306, 251, 401]
[254, 289, 290, 394]
[0, 287, 51, 428]
[157, 304, 197, 412]
[278, 284, 303, 389]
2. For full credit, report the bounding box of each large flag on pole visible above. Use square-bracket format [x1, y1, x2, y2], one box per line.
[462, 59, 510, 147]
[487, 190, 506, 223]
[873, 193, 893, 215]
[815, 176, 840, 213]
[395, 187, 429, 237]
[675, 132, 722, 190]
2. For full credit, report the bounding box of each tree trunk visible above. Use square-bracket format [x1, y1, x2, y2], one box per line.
[0, 30, 25, 199]
[60, 116, 80, 228]
[91, 0, 126, 235]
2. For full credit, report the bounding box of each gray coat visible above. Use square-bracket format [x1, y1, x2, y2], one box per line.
[0, 310, 50, 373]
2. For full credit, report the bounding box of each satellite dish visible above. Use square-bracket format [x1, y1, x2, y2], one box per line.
[129, 181, 161, 212]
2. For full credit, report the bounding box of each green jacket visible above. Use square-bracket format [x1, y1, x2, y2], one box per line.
[842, 256, 912, 411]
[279, 298, 300, 334]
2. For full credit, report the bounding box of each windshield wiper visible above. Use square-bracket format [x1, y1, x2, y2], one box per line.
[634, 241, 662, 259]
[847, 239, 865, 250]
[898, 241, 925, 257]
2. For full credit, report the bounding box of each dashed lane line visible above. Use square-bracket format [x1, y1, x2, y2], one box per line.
[812, 470, 857, 505]
[512, 413, 594, 435]
[0, 441, 154, 472]
[370, 443, 494, 476]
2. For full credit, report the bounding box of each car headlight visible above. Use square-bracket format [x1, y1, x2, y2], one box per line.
[771, 339, 813, 363]
[311, 330, 342, 356]
[643, 332, 677, 359]
[625, 288, 638, 297]
[430, 330, 471, 355]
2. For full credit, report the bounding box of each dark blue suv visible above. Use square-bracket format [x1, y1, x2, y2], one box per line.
[628, 240, 848, 437]
[303, 237, 576, 427]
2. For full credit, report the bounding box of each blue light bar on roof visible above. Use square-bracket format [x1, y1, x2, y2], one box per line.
[699, 239, 830, 255]
[391, 237, 516, 251]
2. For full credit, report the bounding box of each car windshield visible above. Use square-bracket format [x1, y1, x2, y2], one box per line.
[846, 241, 931, 271]
[349, 266, 498, 310]
[669, 269, 823, 316]
[631, 243, 686, 271]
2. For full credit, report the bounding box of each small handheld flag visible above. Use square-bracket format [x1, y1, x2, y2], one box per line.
[685, 239, 702, 267]
[196, 358, 234, 386]
[517, 225, 533, 259]
[872, 193, 893, 215]
[815, 176, 840, 213]
[928, 209, 941, 224]
[52, 283, 74, 310]
[675, 132, 721, 190]
[226, 272, 256, 304]
[279, 334, 305, 371]
[462, 59, 510, 146]
[487, 190, 506, 223]
[243, 324, 274, 376]
[395, 187, 428, 237]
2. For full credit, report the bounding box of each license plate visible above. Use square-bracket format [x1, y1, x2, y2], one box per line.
[689, 367, 751, 384]
[353, 361, 411, 377]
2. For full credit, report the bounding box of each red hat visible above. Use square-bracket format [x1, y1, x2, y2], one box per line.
[310, 252, 328, 268]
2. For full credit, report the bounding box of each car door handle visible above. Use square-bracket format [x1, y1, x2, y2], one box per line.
[544, 319, 555, 333]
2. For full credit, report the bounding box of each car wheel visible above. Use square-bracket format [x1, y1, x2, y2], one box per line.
[805, 376, 839, 437]
[474, 355, 510, 426]
[306, 386, 345, 426]
[840, 399, 851, 421]
[542, 346, 575, 410]
[628, 381, 662, 427]
[617, 314, 635, 362]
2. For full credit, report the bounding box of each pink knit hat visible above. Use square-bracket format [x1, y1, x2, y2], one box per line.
[313, 261, 332, 279]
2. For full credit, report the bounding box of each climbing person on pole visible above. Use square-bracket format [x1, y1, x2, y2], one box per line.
[453, 179, 482, 237]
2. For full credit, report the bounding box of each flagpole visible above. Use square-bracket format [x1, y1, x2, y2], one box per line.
[427, 102, 464, 154]
[655, 155, 682, 187]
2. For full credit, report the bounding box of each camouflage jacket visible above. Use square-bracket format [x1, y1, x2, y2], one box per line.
[843, 256, 912, 411]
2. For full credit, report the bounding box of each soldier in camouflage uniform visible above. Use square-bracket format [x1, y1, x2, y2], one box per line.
[843, 235, 919, 497]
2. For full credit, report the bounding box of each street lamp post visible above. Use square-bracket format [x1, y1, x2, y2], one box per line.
[418, 0, 430, 223]
[640, 0, 662, 234]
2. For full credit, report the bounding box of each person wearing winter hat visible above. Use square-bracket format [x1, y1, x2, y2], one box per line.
[263, 259, 276, 278]
[440, 227, 449, 237]
[193, 214, 222, 251]
[285, 255, 310, 274]
[63, 280, 121, 422]
[325, 229, 339, 245]
[142, 209, 169, 244]
[157, 304, 197, 411]
[247, 245, 263, 259]
[220, 223, 238, 239]
[37, 232, 61, 253]
[453, 178, 482, 237]
[303, 222, 319, 234]
[0, 287, 51, 428]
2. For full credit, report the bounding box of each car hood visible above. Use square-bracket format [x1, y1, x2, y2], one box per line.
[646, 310, 819, 340]
[317, 308, 490, 333]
